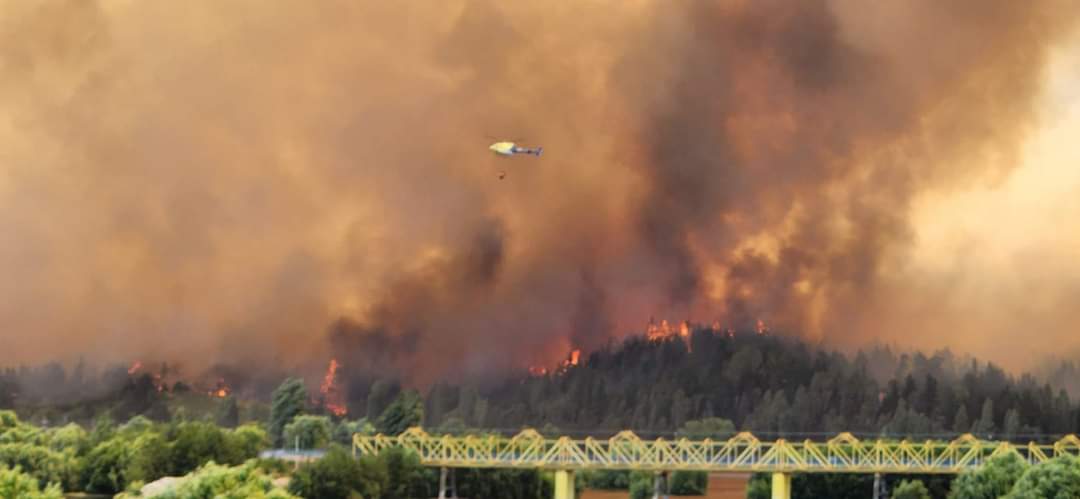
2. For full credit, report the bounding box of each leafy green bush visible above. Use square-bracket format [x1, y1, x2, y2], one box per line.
[893, 479, 931, 499]
[455, 468, 549, 499]
[282, 415, 331, 450]
[1003, 455, 1080, 499]
[0, 411, 19, 431]
[288, 445, 387, 499]
[670, 470, 707, 495]
[143, 460, 298, 499]
[380, 446, 434, 499]
[81, 437, 131, 494]
[126, 432, 171, 485]
[628, 471, 654, 499]
[584, 469, 630, 489]
[333, 418, 375, 445]
[167, 419, 233, 473]
[948, 453, 1028, 499]
[47, 423, 89, 454]
[225, 423, 269, 463]
[0, 442, 80, 491]
[0, 464, 63, 499]
[253, 457, 292, 476]
[747, 473, 770, 499]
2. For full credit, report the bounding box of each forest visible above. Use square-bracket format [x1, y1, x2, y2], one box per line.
[2, 325, 1080, 497]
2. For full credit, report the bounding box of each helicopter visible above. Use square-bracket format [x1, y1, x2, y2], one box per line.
[488, 138, 542, 180]
[489, 141, 543, 157]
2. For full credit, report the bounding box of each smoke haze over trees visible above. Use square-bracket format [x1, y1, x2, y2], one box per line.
[1, 0, 1080, 383]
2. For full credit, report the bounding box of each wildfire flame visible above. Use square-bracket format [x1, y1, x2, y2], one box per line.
[646, 318, 694, 351]
[209, 378, 230, 398]
[127, 361, 143, 375]
[320, 359, 347, 417]
[756, 319, 768, 335]
[568, 349, 580, 366]
[528, 366, 548, 377]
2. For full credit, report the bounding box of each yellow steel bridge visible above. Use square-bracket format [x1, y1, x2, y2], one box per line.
[353, 428, 1080, 499]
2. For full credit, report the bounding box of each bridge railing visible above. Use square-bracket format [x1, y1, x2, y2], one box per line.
[353, 428, 1080, 474]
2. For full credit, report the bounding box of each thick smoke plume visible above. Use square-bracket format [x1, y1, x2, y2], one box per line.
[2, 0, 1079, 386]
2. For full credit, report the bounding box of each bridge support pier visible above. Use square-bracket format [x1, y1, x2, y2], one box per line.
[652, 471, 670, 499]
[554, 470, 575, 499]
[772, 472, 791, 499]
[438, 467, 458, 498]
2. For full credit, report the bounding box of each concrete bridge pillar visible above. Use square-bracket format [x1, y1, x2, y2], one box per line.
[652, 471, 670, 499]
[438, 467, 458, 498]
[771, 472, 791, 499]
[554, 470, 575, 499]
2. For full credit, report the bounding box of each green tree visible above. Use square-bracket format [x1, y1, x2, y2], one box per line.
[288, 445, 387, 499]
[948, 453, 1027, 499]
[670, 470, 706, 495]
[747, 473, 770, 499]
[269, 378, 307, 447]
[367, 379, 401, 421]
[46, 424, 88, 455]
[124, 432, 170, 485]
[953, 405, 970, 433]
[676, 417, 736, 440]
[893, 479, 931, 499]
[168, 421, 234, 475]
[1003, 455, 1080, 499]
[217, 396, 240, 428]
[1003, 409, 1021, 440]
[333, 418, 375, 445]
[283, 415, 332, 450]
[0, 464, 63, 499]
[226, 424, 270, 463]
[81, 438, 130, 494]
[972, 398, 995, 436]
[628, 471, 655, 499]
[0, 443, 79, 492]
[584, 469, 630, 490]
[377, 390, 424, 436]
[380, 446, 434, 499]
[141, 460, 298, 499]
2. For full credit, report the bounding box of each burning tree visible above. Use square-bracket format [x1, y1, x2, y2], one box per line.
[319, 359, 347, 417]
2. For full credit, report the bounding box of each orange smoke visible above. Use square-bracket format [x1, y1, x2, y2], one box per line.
[320, 358, 347, 417]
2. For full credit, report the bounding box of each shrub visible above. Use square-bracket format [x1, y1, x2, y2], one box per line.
[282, 415, 331, 450]
[584, 469, 630, 489]
[146, 460, 299, 499]
[0, 464, 63, 499]
[1003, 455, 1080, 499]
[81, 438, 131, 494]
[670, 470, 707, 495]
[0, 442, 80, 491]
[893, 479, 931, 499]
[948, 453, 1028, 499]
[288, 445, 387, 499]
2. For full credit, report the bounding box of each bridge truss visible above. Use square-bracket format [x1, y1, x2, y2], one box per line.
[353, 428, 1080, 498]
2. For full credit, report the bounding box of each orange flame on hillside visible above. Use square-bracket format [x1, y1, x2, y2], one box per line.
[209, 378, 230, 398]
[321, 359, 347, 417]
[128, 361, 143, 375]
[528, 366, 548, 377]
[756, 319, 768, 335]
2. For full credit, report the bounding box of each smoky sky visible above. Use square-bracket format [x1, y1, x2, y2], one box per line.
[2, 0, 1079, 386]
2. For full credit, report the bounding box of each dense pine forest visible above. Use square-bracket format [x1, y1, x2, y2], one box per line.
[3, 326, 1079, 442]
[402, 328, 1080, 441]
